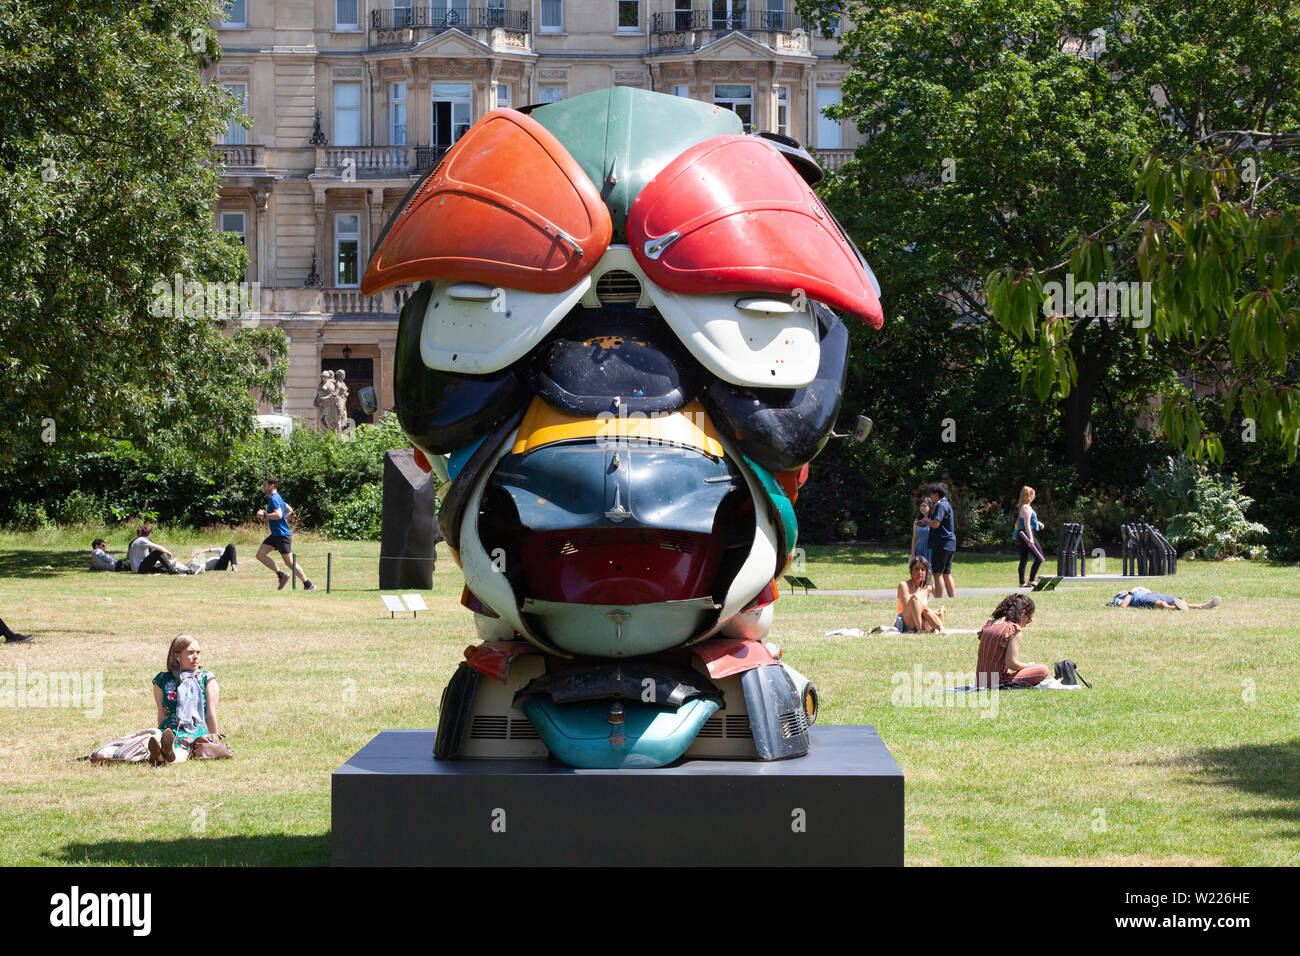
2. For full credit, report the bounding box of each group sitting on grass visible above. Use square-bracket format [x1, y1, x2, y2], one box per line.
[1109, 587, 1222, 610]
[90, 533, 237, 576]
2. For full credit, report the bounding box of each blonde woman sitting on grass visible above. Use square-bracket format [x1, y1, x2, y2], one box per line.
[148, 635, 219, 765]
[86, 634, 221, 765]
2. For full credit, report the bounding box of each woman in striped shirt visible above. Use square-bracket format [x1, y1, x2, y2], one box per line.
[975, 593, 1048, 688]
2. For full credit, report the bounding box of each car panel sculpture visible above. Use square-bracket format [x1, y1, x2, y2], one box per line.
[362, 88, 881, 769]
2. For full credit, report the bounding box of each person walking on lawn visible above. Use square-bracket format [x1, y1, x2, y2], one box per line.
[255, 477, 315, 591]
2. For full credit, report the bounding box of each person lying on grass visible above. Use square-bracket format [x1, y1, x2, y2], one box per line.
[976, 593, 1047, 688]
[148, 634, 220, 766]
[1109, 587, 1222, 611]
[89, 539, 132, 572]
[894, 555, 947, 633]
[187, 544, 238, 574]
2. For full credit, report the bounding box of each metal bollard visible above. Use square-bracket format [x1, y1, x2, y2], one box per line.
[327, 552, 332, 594]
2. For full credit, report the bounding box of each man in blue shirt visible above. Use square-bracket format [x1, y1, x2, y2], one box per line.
[255, 476, 316, 591]
[923, 481, 957, 598]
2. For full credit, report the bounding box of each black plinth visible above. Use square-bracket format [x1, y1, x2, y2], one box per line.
[332, 725, 903, 866]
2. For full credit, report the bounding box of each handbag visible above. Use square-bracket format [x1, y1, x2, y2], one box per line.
[1053, 660, 1092, 687]
[190, 733, 235, 760]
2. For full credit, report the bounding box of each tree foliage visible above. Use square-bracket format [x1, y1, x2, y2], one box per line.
[989, 134, 1300, 461]
[801, 0, 1300, 469]
[0, 0, 286, 466]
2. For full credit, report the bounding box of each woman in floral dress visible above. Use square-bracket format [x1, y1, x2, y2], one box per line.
[149, 634, 220, 766]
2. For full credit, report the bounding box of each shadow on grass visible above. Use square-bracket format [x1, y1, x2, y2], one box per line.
[1182, 739, 1300, 838]
[0, 549, 88, 578]
[53, 833, 330, 866]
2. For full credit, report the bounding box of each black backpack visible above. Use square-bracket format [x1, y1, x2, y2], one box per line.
[1054, 660, 1092, 687]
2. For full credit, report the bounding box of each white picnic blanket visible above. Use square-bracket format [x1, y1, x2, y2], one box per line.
[947, 677, 1082, 692]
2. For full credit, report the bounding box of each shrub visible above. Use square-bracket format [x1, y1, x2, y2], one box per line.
[56, 490, 105, 526]
[1149, 456, 1269, 559]
[6, 502, 51, 531]
[0, 413, 412, 533]
[323, 483, 383, 541]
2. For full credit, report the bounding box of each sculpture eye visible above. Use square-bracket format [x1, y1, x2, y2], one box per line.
[360, 109, 613, 296]
[627, 135, 883, 328]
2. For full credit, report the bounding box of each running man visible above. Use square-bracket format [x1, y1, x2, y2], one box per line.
[255, 477, 315, 591]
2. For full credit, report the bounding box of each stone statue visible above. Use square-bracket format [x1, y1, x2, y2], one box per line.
[314, 370, 339, 433]
[334, 368, 350, 428]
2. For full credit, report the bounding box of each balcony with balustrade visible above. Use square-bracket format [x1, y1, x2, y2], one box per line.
[312, 144, 449, 184]
[252, 284, 417, 318]
[368, 5, 531, 51]
[812, 148, 853, 171]
[649, 7, 814, 54]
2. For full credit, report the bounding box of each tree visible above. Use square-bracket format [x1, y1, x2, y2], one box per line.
[0, 0, 286, 467]
[988, 133, 1300, 462]
[801, 0, 1299, 472]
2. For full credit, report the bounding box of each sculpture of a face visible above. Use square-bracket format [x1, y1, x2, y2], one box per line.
[362, 88, 882, 768]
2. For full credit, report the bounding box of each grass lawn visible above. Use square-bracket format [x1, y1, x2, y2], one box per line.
[1, 527, 1297, 866]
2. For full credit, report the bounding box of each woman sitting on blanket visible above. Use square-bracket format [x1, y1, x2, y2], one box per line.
[895, 556, 946, 633]
[87, 635, 221, 765]
[976, 593, 1048, 688]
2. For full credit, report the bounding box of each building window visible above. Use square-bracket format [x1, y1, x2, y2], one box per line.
[776, 85, 790, 137]
[432, 82, 472, 150]
[487, 0, 506, 27]
[765, 0, 785, 29]
[541, 0, 563, 32]
[335, 0, 360, 30]
[391, 82, 407, 146]
[714, 84, 753, 132]
[672, 85, 691, 98]
[617, 0, 639, 32]
[392, 0, 414, 27]
[816, 86, 842, 148]
[335, 213, 361, 288]
[712, 0, 747, 31]
[495, 83, 512, 110]
[222, 211, 248, 281]
[220, 211, 247, 244]
[539, 86, 565, 104]
[674, 0, 692, 29]
[432, 0, 472, 26]
[814, 3, 843, 36]
[221, 0, 246, 28]
[334, 82, 361, 147]
[221, 82, 248, 145]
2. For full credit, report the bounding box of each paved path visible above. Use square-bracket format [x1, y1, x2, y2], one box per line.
[786, 578, 1144, 601]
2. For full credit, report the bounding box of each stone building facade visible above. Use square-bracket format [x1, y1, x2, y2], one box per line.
[210, 0, 858, 425]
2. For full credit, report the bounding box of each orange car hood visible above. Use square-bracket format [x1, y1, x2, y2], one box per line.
[361, 109, 613, 295]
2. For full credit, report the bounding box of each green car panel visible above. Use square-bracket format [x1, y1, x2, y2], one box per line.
[531, 87, 744, 241]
